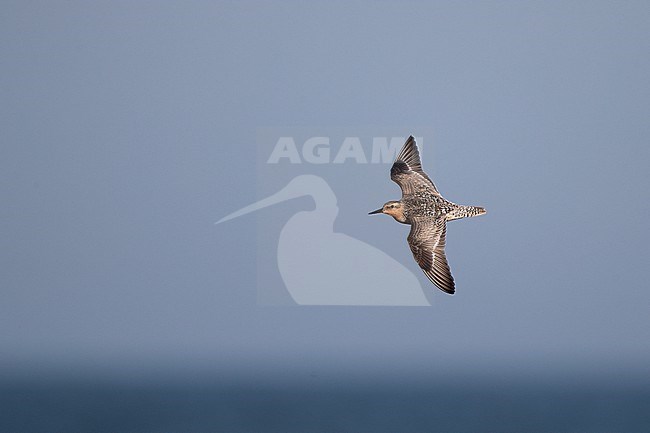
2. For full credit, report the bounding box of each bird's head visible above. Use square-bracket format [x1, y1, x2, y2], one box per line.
[368, 201, 407, 223]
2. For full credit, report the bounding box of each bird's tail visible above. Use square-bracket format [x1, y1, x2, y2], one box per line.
[446, 205, 486, 221]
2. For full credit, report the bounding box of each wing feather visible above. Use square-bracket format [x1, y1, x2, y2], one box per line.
[390, 136, 439, 195]
[407, 217, 455, 294]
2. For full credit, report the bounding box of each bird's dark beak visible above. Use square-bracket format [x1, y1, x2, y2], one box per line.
[368, 208, 383, 215]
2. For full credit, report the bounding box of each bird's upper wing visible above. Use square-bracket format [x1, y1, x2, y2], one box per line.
[390, 136, 440, 196]
[407, 217, 455, 294]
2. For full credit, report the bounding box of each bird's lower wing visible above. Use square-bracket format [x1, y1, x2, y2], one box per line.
[407, 217, 455, 295]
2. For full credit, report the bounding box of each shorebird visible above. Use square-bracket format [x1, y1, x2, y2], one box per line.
[369, 136, 486, 295]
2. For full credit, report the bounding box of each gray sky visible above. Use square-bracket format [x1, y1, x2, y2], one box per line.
[1, 1, 649, 382]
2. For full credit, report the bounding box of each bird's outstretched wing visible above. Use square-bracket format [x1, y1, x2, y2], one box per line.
[407, 217, 455, 294]
[390, 136, 440, 195]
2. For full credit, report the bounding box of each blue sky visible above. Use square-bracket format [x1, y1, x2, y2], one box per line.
[1, 1, 649, 383]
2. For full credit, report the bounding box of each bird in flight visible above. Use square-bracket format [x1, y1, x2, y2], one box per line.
[369, 136, 486, 295]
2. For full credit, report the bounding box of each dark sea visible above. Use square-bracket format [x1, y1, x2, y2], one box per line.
[2, 378, 649, 433]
